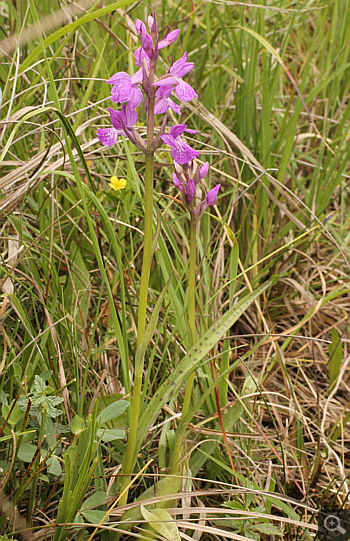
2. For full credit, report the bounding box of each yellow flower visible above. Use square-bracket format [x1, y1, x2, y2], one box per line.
[110, 176, 127, 191]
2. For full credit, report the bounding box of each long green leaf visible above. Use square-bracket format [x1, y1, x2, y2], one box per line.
[136, 281, 271, 450]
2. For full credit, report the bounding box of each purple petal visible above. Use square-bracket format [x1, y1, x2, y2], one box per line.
[110, 92, 121, 104]
[131, 68, 144, 85]
[148, 15, 155, 32]
[141, 33, 153, 56]
[118, 83, 133, 103]
[153, 76, 178, 87]
[109, 107, 123, 130]
[135, 19, 146, 36]
[129, 86, 143, 108]
[185, 178, 196, 203]
[172, 173, 182, 191]
[159, 29, 180, 49]
[122, 104, 138, 127]
[135, 47, 150, 68]
[168, 99, 181, 115]
[170, 53, 194, 78]
[110, 86, 120, 102]
[206, 184, 220, 208]
[199, 161, 210, 178]
[107, 71, 130, 85]
[97, 128, 120, 147]
[175, 81, 198, 102]
[169, 123, 187, 138]
[155, 86, 172, 98]
[160, 134, 177, 147]
[154, 98, 170, 115]
[171, 140, 200, 165]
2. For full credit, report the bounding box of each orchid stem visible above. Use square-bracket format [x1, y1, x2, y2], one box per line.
[171, 212, 197, 473]
[118, 65, 156, 507]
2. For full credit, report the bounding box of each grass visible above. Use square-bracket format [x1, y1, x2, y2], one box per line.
[0, 0, 349, 539]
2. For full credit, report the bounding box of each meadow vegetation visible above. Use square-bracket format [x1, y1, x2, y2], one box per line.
[0, 0, 349, 539]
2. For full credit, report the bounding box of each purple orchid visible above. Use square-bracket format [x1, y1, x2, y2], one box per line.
[159, 29, 180, 49]
[97, 105, 137, 147]
[161, 123, 199, 164]
[154, 86, 181, 115]
[185, 178, 196, 204]
[199, 161, 210, 179]
[172, 172, 182, 191]
[206, 184, 220, 208]
[107, 70, 143, 109]
[135, 47, 150, 69]
[153, 52, 198, 102]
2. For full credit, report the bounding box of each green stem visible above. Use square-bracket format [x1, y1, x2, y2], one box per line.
[118, 64, 156, 507]
[171, 213, 197, 473]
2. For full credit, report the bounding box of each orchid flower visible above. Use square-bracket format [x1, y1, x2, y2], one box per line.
[97, 105, 137, 147]
[107, 70, 143, 109]
[161, 123, 199, 164]
[153, 52, 198, 102]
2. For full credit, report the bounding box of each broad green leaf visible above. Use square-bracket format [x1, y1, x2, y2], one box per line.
[250, 522, 283, 536]
[96, 428, 125, 442]
[264, 496, 300, 521]
[120, 476, 182, 525]
[0, 390, 8, 405]
[329, 327, 342, 389]
[2, 402, 23, 426]
[140, 505, 180, 541]
[81, 509, 108, 524]
[70, 415, 85, 435]
[13, 362, 22, 383]
[47, 455, 62, 476]
[18, 442, 37, 462]
[96, 400, 129, 426]
[39, 370, 53, 382]
[81, 491, 108, 511]
[136, 282, 271, 449]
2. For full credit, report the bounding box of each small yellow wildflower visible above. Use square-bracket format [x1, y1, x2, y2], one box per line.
[110, 176, 127, 191]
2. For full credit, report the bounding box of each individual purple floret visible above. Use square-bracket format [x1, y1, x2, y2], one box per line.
[172, 172, 182, 191]
[159, 29, 180, 49]
[161, 123, 199, 164]
[97, 105, 137, 147]
[185, 178, 196, 204]
[206, 184, 220, 207]
[153, 52, 198, 102]
[107, 70, 143, 109]
[199, 161, 210, 179]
